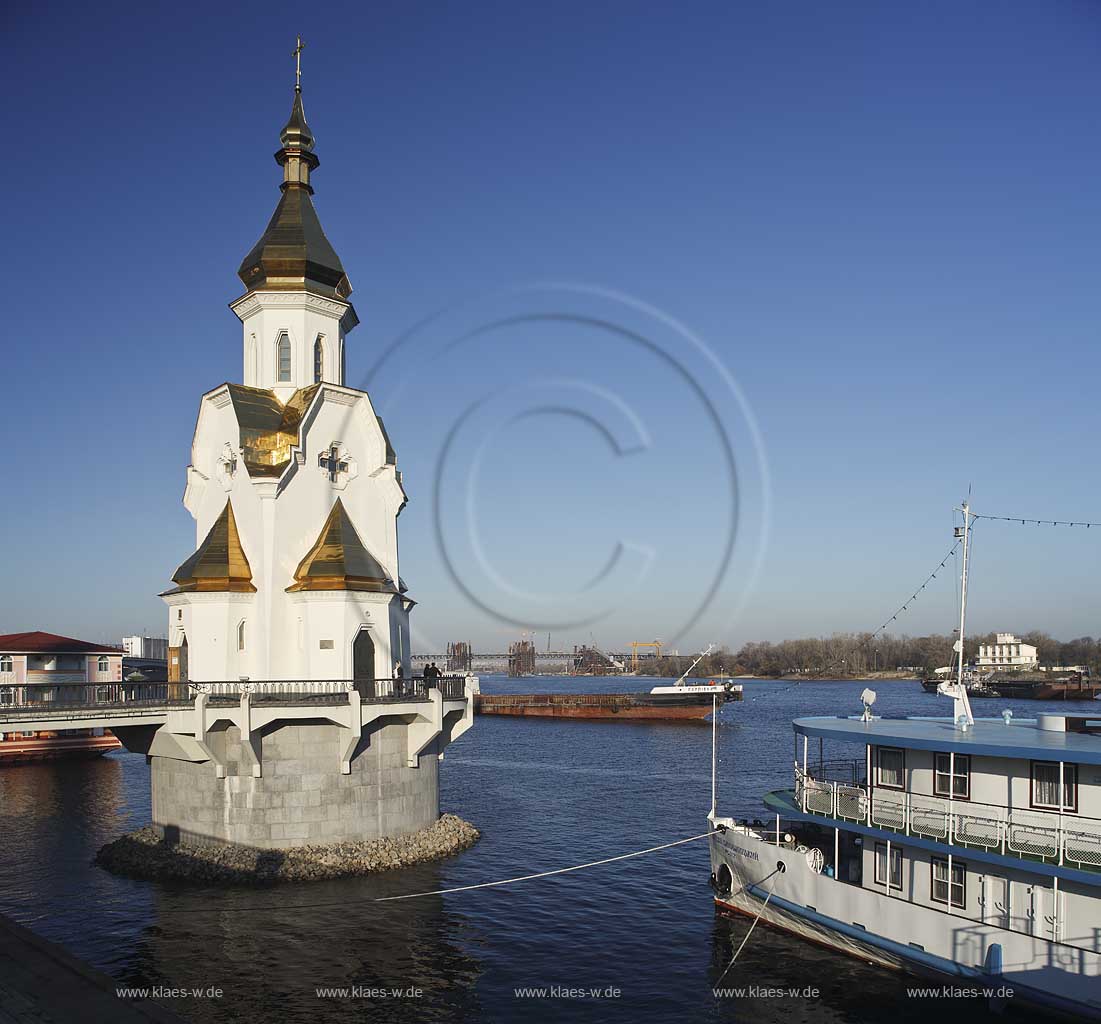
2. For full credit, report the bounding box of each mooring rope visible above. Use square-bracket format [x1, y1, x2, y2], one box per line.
[714, 868, 780, 986]
[375, 830, 717, 902]
[82, 829, 720, 917]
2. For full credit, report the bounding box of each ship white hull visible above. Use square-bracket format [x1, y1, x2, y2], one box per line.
[710, 822, 1101, 1021]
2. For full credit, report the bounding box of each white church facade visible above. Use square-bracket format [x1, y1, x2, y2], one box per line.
[163, 82, 411, 688]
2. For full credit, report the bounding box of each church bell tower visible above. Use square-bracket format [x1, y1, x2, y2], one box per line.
[164, 47, 411, 689]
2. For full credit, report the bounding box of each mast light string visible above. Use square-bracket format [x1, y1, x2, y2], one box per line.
[972, 512, 1101, 528]
[868, 537, 961, 641]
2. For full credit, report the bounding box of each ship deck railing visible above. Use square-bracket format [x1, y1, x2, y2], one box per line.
[0, 676, 469, 714]
[794, 765, 1101, 872]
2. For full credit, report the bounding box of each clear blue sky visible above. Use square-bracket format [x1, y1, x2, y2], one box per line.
[3, 1, 1100, 653]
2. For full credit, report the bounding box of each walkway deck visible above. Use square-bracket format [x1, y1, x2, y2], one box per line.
[0, 913, 185, 1024]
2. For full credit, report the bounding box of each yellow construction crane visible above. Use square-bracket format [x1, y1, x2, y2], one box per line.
[630, 640, 663, 673]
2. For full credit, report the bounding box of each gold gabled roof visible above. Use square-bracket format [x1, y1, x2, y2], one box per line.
[162, 500, 256, 595]
[287, 498, 396, 593]
[226, 383, 320, 477]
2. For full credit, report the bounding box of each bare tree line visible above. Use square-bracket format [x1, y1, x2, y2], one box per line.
[638, 632, 1101, 679]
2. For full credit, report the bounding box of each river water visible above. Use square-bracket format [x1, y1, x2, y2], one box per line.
[0, 677, 1074, 1023]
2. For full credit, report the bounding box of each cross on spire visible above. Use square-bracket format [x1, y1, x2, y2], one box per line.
[293, 35, 305, 91]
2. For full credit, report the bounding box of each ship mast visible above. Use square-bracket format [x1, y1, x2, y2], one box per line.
[947, 500, 975, 727]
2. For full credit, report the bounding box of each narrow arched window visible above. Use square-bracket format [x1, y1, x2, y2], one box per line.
[0, 656, 12, 673]
[237, 620, 247, 652]
[97, 656, 109, 672]
[314, 337, 324, 383]
[277, 332, 292, 382]
[247, 334, 258, 384]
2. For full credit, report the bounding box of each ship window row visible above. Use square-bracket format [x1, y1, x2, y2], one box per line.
[872, 746, 1079, 813]
[872, 843, 966, 908]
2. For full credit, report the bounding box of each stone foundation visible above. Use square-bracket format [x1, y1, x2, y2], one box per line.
[96, 814, 480, 885]
[150, 718, 439, 848]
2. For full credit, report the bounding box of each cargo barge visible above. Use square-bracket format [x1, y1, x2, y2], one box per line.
[921, 671, 1099, 700]
[475, 680, 742, 721]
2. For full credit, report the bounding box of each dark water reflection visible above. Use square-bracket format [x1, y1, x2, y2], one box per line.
[0, 678, 1069, 1022]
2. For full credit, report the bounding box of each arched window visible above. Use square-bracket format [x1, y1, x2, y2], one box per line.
[247, 334, 258, 384]
[0, 656, 12, 673]
[97, 656, 109, 672]
[277, 332, 292, 382]
[237, 620, 247, 652]
[314, 337, 324, 383]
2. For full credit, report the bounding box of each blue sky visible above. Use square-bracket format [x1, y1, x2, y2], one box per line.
[3, 1, 1100, 652]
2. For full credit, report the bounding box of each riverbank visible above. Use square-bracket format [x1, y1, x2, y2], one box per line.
[95, 813, 480, 885]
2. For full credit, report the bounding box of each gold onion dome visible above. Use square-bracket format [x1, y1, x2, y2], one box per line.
[288, 499, 397, 593]
[163, 501, 256, 595]
[237, 85, 351, 300]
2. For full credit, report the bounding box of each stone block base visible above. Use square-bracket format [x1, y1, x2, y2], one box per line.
[150, 718, 439, 848]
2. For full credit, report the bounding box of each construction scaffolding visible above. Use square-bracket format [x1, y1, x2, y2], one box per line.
[446, 642, 473, 673]
[571, 645, 620, 676]
[508, 640, 537, 677]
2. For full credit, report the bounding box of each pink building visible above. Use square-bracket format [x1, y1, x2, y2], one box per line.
[0, 632, 123, 763]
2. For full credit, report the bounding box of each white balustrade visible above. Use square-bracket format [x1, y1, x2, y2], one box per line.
[793, 770, 1101, 872]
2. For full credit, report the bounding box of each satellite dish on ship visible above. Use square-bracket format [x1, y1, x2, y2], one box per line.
[860, 688, 877, 722]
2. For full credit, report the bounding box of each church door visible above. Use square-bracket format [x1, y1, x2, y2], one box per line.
[353, 630, 375, 699]
[172, 635, 189, 700]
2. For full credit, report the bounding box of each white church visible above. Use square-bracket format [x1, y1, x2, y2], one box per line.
[164, 76, 410, 687]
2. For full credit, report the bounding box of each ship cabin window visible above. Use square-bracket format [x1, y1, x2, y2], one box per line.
[1031, 761, 1078, 813]
[97, 656, 110, 673]
[930, 857, 965, 909]
[0, 656, 11, 673]
[876, 746, 905, 790]
[277, 332, 292, 382]
[874, 842, 902, 890]
[933, 753, 970, 799]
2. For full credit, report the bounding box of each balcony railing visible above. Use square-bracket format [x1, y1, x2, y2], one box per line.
[0, 675, 470, 713]
[794, 765, 1101, 871]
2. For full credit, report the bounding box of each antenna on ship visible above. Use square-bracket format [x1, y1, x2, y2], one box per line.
[937, 499, 975, 728]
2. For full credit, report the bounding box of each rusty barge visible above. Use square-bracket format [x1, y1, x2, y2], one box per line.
[475, 680, 743, 721]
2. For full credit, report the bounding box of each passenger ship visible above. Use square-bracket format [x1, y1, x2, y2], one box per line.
[708, 503, 1101, 1019]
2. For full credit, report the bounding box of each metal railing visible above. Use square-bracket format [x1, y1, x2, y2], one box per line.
[0, 675, 470, 713]
[795, 765, 1101, 871]
[0, 682, 194, 710]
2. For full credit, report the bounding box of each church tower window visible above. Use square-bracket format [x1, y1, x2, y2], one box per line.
[237, 620, 247, 652]
[277, 332, 292, 382]
[314, 337, 324, 383]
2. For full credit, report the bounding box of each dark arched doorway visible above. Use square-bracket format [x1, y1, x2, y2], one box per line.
[353, 630, 375, 698]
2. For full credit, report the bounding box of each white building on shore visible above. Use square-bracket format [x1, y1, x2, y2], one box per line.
[976, 632, 1038, 671]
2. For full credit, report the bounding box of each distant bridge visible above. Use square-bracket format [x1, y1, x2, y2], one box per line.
[411, 650, 639, 675]
[412, 652, 575, 673]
